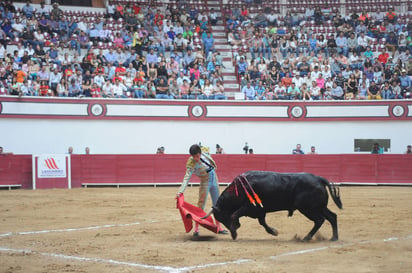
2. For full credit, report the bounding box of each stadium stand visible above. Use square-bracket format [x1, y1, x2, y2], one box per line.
[0, 0, 411, 100]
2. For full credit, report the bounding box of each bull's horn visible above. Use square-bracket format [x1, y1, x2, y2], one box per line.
[201, 208, 213, 219]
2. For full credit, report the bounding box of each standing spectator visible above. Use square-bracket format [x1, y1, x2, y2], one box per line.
[48, 68, 62, 96]
[309, 146, 318, 154]
[209, 8, 218, 26]
[371, 143, 384, 154]
[292, 144, 304, 154]
[405, 145, 412, 154]
[202, 32, 215, 58]
[56, 78, 67, 97]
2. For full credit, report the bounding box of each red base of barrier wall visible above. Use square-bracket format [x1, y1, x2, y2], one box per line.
[1, 154, 411, 189]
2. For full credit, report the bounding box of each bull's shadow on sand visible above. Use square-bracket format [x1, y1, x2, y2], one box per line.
[182, 232, 329, 243]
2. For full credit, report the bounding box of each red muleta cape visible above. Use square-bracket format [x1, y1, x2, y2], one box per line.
[176, 194, 219, 234]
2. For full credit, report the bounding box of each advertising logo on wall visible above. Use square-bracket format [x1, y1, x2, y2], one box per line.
[37, 155, 67, 178]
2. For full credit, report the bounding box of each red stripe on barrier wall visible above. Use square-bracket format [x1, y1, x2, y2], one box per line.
[1, 154, 411, 189]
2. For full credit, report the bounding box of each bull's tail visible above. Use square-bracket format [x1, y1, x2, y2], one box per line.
[320, 177, 343, 209]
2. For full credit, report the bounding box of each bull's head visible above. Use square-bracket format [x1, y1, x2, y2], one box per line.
[202, 206, 233, 236]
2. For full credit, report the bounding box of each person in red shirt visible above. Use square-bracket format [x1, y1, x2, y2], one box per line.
[385, 7, 396, 24]
[377, 47, 390, 64]
[132, 4, 141, 15]
[154, 9, 164, 27]
[39, 80, 50, 96]
[90, 82, 101, 97]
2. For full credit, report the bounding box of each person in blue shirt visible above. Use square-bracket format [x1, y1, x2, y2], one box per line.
[202, 32, 215, 58]
[237, 57, 247, 77]
[399, 69, 412, 89]
[371, 143, 384, 154]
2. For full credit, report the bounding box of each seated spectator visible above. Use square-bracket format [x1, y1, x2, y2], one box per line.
[310, 80, 322, 100]
[242, 81, 256, 100]
[331, 81, 344, 100]
[273, 83, 286, 100]
[386, 31, 398, 56]
[287, 82, 301, 100]
[253, 10, 268, 28]
[367, 81, 382, 99]
[156, 77, 171, 99]
[212, 81, 226, 100]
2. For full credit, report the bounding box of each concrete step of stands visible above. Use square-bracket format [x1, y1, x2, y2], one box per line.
[211, 26, 225, 31]
[207, 3, 220, 8]
[219, 51, 232, 58]
[224, 75, 238, 81]
[222, 61, 233, 67]
[214, 38, 227, 44]
[221, 66, 236, 73]
[214, 44, 231, 50]
[213, 32, 226, 37]
[223, 83, 240, 89]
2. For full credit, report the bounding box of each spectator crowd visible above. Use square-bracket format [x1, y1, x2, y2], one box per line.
[0, 0, 227, 99]
[228, 4, 412, 100]
[0, 0, 411, 101]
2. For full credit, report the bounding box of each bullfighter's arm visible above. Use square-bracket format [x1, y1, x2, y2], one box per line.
[177, 158, 195, 194]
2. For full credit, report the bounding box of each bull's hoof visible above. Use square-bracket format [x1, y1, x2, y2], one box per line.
[303, 235, 312, 241]
[330, 236, 338, 241]
[230, 230, 237, 240]
[266, 227, 278, 236]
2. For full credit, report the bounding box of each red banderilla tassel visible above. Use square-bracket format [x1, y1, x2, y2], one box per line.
[239, 177, 256, 206]
[253, 193, 263, 207]
[240, 175, 263, 208]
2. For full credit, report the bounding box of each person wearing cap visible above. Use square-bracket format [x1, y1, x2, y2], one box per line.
[399, 69, 411, 90]
[51, 2, 63, 20]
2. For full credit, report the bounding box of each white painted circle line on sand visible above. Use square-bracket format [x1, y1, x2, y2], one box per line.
[0, 235, 410, 273]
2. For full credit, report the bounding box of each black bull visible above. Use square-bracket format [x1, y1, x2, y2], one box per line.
[203, 171, 343, 241]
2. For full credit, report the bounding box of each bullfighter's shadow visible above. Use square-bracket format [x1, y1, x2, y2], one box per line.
[189, 235, 217, 241]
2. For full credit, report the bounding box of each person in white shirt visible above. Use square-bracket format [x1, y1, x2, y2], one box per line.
[0, 43, 5, 59]
[311, 66, 321, 81]
[292, 73, 305, 89]
[93, 73, 105, 88]
[349, 51, 363, 70]
[209, 8, 218, 25]
[102, 81, 113, 97]
[357, 32, 374, 55]
[33, 29, 45, 47]
[48, 69, 62, 95]
[112, 78, 128, 98]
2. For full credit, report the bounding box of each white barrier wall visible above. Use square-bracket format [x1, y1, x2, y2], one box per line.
[1, 118, 411, 155]
[0, 97, 411, 155]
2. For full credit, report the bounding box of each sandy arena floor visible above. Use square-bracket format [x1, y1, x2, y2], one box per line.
[0, 186, 411, 273]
